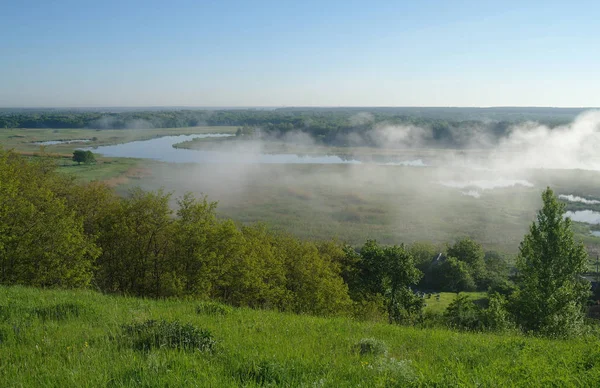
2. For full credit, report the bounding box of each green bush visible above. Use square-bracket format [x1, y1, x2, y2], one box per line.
[118, 320, 215, 352]
[479, 292, 513, 331]
[444, 294, 480, 330]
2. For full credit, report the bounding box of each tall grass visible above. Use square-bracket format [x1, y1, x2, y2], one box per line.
[1, 286, 599, 386]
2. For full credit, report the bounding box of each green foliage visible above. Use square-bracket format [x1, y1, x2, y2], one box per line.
[118, 319, 215, 352]
[94, 188, 176, 297]
[72, 150, 95, 165]
[0, 150, 352, 316]
[409, 241, 439, 273]
[482, 250, 512, 291]
[439, 257, 477, 292]
[0, 149, 99, 288]
[356, 240, 423, 323]
[479, 292, 514, 332]
[444, 294, 480, 331]
[510, 187, 591, 337]
[447, 238, 487, 289]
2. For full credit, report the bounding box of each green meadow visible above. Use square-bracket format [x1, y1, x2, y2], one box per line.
[1, 286, 599, 387]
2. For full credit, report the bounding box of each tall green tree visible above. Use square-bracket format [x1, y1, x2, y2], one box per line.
[510, 187, 590, 337]
[358, 240, 423, 323]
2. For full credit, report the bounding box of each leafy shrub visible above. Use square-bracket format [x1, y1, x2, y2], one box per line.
[479, 292, 513, 331]
[31, 303, 83, 321]
[444, 294, 480, 330]
[195, 301, 233, 316]
[416, 310, 446, 328]
[354, 338, 388, 357]
[118, 319, 215, 352]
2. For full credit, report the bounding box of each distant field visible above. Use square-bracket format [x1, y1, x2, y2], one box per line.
[0, 126, 237, 153]
[0, 126, 235, 184]
[2, 286, 599, 387]
[57, 157, 145, 184]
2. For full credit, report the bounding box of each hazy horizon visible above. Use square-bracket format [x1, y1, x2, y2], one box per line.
[2, 105, 600, 110]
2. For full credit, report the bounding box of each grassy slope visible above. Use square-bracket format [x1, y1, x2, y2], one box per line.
[1, 286, 599, 387]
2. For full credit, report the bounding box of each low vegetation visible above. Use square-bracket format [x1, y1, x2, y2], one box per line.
[1, 286, 600, 386]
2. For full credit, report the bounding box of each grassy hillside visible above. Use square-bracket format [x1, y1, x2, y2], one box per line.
[1, 286, 599, 387]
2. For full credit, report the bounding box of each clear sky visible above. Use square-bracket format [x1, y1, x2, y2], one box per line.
[1, 0, 599, 107]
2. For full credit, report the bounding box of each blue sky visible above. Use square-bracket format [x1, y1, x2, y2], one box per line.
[1, 0, 599, 107]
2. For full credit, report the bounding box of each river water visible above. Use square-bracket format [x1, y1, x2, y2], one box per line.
[85, 134, 426, 165]
[565, 210, 600, 225]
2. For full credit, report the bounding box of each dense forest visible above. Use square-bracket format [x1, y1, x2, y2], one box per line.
[0, 108, 582, 148]
[0, 148, 593, 337]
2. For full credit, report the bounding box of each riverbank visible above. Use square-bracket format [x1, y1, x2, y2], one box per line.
[0, 126, 237, 153]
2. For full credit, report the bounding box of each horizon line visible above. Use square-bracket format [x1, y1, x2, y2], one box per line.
[1, 105, 599, 110]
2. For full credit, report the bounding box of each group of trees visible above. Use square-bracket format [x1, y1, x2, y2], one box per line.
[0, 148, 592, 336]
[0, 150, 352, 315]
[411, 239, 511, 294]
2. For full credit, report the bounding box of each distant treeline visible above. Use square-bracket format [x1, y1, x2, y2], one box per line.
[0, 108, 582, 148]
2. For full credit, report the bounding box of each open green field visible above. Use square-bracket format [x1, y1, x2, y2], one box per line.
[1, 286, 599, 387]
